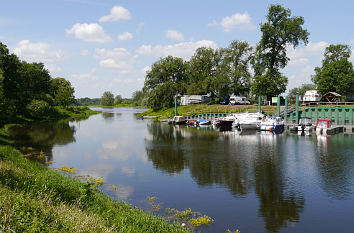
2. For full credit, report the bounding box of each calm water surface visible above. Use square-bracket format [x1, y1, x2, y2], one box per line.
[8, 108, 354, 233]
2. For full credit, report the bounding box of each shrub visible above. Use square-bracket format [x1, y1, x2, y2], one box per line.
[26, 100, 51, 119]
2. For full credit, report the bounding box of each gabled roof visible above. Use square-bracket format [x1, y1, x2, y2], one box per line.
[323, 92, 341, 97]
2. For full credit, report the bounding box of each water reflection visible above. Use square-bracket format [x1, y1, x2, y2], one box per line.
[145, 123, 306, 232]
[7, 121, 76, 162]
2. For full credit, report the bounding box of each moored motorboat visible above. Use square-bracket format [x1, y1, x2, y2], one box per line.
[260, 117, 284, 132]
[170, 116, 186, 125]
[235, 112, 264, 130]
[297, 117, 313, 132]
[315, 119, 331, 134]
[198, 119, 211, 125]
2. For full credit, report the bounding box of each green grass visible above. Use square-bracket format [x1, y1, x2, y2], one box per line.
[139, 104, 278, 119]
[0, 146, 189, 233]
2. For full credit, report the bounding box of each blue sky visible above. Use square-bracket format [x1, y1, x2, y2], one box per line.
[1, 0, 353, 98]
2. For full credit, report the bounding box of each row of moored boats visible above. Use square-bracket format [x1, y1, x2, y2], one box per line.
[170, 113, 285, 132]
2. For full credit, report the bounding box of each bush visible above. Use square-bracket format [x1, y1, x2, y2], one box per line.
[26, 100, 51, 119]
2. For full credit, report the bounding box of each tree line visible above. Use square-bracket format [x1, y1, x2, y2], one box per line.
[0, 42, 75, 125]
[140, 4, 353, 110]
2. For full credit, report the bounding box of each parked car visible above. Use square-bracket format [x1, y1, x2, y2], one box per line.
[219, 97, 229, 105]
[229, 96, 250, 105]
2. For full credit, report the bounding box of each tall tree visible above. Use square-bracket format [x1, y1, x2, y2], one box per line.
[51, 78, 75, 107]
[144, 56, 187, 91]
[114, 94, 122, 105]
[101, 91, 114, 106]
[252, 4, 309, 99]
[312, 44, 354, 95]
[144, 56, 187, 109]
[186, 47, 221, 96]
[222, 41, 253, 96]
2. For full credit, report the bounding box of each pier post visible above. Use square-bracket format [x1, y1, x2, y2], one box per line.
[296, 95, 299, 124]
[258, 96, 261, 113]
[174, 96, 178, 116]
[342, 109, 346, 125]
[335, 108, 339, 125]
[277, 96, 281, 117]
[350, 109, 353, 125]
[285, 96, 288, 122]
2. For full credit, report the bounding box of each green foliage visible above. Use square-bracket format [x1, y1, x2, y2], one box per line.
[76, 97, 101, 106]
[132, 90, 146, 106]
[51, 78, 75, 107]
[312, 44, 354, 95]
[26, 100, 51, 119]
[114, 94, 122, 105]
[222, 41, 253, 96]
[288, 83, 316, 97]
[147, 81, 179, 110]
[252, 4, 309, 98]
[100, 91, 114, 106]
[186, 47, 220, 95]
[251, 70, 288, 99]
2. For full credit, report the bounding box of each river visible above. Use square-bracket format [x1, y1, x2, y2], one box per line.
[7, 108, 354, 233]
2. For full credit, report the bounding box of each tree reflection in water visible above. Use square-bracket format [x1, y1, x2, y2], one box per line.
[7, 121, 76, 163]
[145, 122, 305, 232]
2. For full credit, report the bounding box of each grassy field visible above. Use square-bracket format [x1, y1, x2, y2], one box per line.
[139, 104, 278, 119]
[0, 146, 189, 233]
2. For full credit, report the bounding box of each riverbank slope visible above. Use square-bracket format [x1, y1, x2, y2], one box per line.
[0, 146, 189, 232]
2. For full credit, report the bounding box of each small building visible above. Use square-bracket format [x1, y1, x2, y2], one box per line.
[180, 95, 211, 105]
[322, 92, 341, 103]
[303, 90, 321, 102]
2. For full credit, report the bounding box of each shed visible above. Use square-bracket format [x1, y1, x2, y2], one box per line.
[322, 92, 341, 103]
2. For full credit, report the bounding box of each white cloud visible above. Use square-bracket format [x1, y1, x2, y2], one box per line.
[94, 48, 135, 74]
[99, 5, 131, 23]
[136, 40, 218, 60]
[136, 22, 144, 34]
[220, 12, 256, 32]
[45, 64, 62, 73]
[207, 20, 218, 27]
[66, 23, 112, 43]
[287, 41, 329, 67]
[117, 32, 133, 41]
[121, 167, 136, 176]
[141, 66, 151, 74]
[165, 30, 184, 41]
[81, 49, 90, 56]
[14, 40, 64, 63]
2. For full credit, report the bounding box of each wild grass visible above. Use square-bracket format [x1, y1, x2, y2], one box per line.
[0, 146, 189, 233]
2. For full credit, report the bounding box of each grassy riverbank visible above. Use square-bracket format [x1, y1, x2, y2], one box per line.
[139, 104, 278, 119]
[0, 146, 189, 232]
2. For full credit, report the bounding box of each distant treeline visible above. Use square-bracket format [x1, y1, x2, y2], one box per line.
[0, 41, 75, 125]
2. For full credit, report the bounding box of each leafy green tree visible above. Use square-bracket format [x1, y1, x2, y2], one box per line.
[144, 56, 187, 91]
[51, 78, 75, 107]
[147, 81, 179, 110]
[101, 91, 114, 106]
[186, 47, 221, 96]
[222, 41, 253, 96]
[288, 83, 316, 97]
[312, 44, 354, 95]
[144, 56, 187, 109]
[3, 59, 51, 114]
[252, 4, 309, 99]
[26, 99, 51, 119]
[132, 90, 145, 106]
[114, 95, 122, 105]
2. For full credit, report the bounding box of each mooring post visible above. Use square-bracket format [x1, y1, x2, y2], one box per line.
[335, 108, 339, 125]
[277, 96, 281, 116]
[285, 96, 288, 122]
[258, 96, 261, 113]
[296, 95, 299, 124]
[174, 96, 178, 116]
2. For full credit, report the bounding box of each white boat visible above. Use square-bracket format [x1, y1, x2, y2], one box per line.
[234, 112, 264, 130]
[297, 117, 313, 132]
[260, 117, 284, 132]
[171, 116, 186, 125]
[217, 113, 239, 127]
[315, 119, 331, 134]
